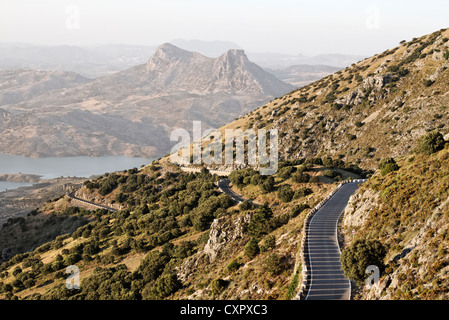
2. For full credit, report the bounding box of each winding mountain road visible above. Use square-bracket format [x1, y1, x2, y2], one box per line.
[218, 177, 363, 300]
[67, 191, 118, 212]
[305, 181, 361, 300]
[217, 178, 246, 203]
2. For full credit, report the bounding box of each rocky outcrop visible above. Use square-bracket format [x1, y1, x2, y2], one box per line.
[343, 188, 379, 228]
[177, 213, 251, 282]
[336, 74, 391, 106]
[203, 214, 251, 261]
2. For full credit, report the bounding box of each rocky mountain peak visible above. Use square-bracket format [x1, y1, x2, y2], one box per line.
[216, 49, 249, 71]
[154, 43, 192, 58]
[222, 48, 248, 60]
[145, 43, 204, 72]
[142, 43, 293, 95]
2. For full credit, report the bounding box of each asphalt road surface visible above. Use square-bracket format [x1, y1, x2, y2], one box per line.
[305, 182, 361, 300]
[217, 178, 245, 203]
[68, 191, 118, 212]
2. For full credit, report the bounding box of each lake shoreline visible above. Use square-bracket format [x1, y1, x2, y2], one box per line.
[0, 173, 42, 183]
[0, 153, 152, 180]
[0, 176, 87, 228]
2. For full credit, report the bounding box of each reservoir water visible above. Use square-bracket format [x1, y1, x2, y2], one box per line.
[0, 154, 152, 192]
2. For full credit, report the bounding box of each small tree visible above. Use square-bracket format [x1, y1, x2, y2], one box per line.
[340, 239, 387, 284]
[144, 273, 182, 299]
[292, 172, 310, 183]
[290, 203, 309, 218]
[239, 200, 253, 211]
[278, 166, 296, 179]
[293, 187, 313, 199]
[323, 169, 341, 179]
[378, 158, 399, 176]
[247, 205, 273, 239]
[210, 278, 228, 297]
[416, 130, 445, 155]
[264, 252, 282, 275]
[277, 185, 294, 202]
[260, 176, 275, 193]
[244, 237, 260, 260]
[260, 234, 276, 252]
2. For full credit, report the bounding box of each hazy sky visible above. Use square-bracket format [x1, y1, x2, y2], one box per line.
[0, 0, 448, 56]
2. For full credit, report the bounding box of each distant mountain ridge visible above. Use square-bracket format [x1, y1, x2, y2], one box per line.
[0, 41, 366, 78]
[0, 44, 294, 158]
[0, 44, 156, 78]
[144, 43, 292, 96]
[0, 69, 91, 106]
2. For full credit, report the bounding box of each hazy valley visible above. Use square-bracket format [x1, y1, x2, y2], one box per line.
[0, 43, 295, 159]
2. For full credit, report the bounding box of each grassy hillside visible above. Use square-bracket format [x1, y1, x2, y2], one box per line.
[0, 157, 364, 300]
[218, 28, 449, 170]
[342, 132, 449, 299]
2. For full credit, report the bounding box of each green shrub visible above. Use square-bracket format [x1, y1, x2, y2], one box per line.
[381, 163, 399, 176]
[346, 133, 357, 140]
[247, 205, 273, 239]
[293, 187, 313, 199]
[239, 200, 253, 211]
[64, 253, 81, 266]
[340, 239, 387, 284]
[378, 158, 399, 176]
[210, 278, 228, 296]
[277, 185, 294, 202]
[278, 166, 296, 179]
[292, 172, 310, 183]
[264, 252, 282, 275]
[416, 130, 446, 155]
[259, 176, 275, 193]
[260, 234, 276, 252]
[387, 65, 399, 73]
[323, 169, 341, 179]
[290, 204, 309, 218]
[137, 251, 170, 283]
[143, 273, 182, 299]
[286, 269, 300, 299]
[227, 260, 241, 273]
[244, 237, 260, 260]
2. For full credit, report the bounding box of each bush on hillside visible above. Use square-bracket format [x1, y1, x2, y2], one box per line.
[210, 278, 228, 296]
[340, 239, 387, 284]
[264, 252, 283, 275]
[277, 185, 294, 202]
[378, 158, 399, 176]
[416, 130, 446, 155]
[259, 176, 275, 193]
[291, 172, 310, 183]
[293, 187, 313, 199]
[244, 237, 260, 260]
